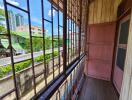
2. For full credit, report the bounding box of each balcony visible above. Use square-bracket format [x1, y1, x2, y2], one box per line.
[0, 0, 132, 100]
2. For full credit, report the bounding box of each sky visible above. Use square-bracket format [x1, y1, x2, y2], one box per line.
[0, 0, 64, 36]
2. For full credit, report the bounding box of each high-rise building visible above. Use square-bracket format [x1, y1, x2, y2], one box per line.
[0, 2, 6, 27]
[8, 11, 16, 31]
[8, 11, 24, 31]
[16, 25, 43, 35]
[15, 13, 24, 27]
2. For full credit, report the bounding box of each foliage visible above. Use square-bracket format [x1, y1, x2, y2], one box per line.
[35, 51, 59, 63]
[15, 60, 31, 72]
[53, 38, 63, 48]
[32, 37, 43, 51]
[45, 37, 52, 50]
[0, 51, 59, 78]
[0, 9, 5, 24]
[0, 60, 31, 78]
[0, 65, 12, 78]
[0, 9, 5, 17]
[19, 36, 53, 52]
[53, 51, 59, 57]
[0, 26, 7, 34]
[35, 53, 51, 63]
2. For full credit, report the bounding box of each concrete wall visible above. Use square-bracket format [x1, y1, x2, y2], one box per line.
[0, 58, 59, 99]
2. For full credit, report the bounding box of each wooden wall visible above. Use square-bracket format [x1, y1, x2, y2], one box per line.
[89, 0, 122, 24]
[120, 10, 132, 100]
[85, 22, 116, 80]
[85, 0, 122, 80]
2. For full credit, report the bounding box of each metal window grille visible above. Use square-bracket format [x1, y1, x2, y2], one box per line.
[0, 0, 88, 99]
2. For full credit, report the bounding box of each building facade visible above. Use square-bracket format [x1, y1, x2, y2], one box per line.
[8, 11, 24, 31]
[16, 25, 43, 35]
[15, 14, 24, 27]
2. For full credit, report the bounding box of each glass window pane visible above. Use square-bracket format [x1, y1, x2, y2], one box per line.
[59, 11, 63, 26]
[6, 0, 27, 10]
[0, 34, 16, 100]
[44, 0, 51, 21]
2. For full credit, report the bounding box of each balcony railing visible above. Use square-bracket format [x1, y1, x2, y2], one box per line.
[34, 53, 85, 100]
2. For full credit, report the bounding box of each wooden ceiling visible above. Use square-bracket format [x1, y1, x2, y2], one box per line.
[50, 0, 83, 24]
[88, 0, 122, 24]
[51, 0, 122, 24]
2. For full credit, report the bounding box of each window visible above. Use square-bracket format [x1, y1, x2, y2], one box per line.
[0, 0, 87, 99]
[116, 16, 130, 71]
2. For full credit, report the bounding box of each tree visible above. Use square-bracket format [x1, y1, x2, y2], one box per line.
[45, 36, 52, 49]
[0, 8, 7, 35]
[0, 9, 5, 21]
[32, 37, 43, 52]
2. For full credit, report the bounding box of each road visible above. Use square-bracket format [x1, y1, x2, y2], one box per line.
[0, 47, 63, 67]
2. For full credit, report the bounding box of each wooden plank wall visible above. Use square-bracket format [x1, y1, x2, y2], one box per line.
[89, 0, 122, 24]
[86, 22, 116, 80]
[85, 0, 122, 81]
[120, 10, 132, 100]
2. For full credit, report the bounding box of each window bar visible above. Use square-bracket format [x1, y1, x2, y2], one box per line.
[71, 0, 73, 61]
[72, 4, 74, 60]
[73, 21, 75, 59]
[58, 90, 61, 100]
[57, 0, 61, 74]
[5, 1, 28, 13]
[75, 8, 77, 58]
[79, 0, 83, 57]
[59, 25, 63, 28]
[66, 18, 68, 66]
[63, 0, 67, 71]
[67, 1, 69, 65]
[41, 0, 47, 86]
[74, 4, 76, 59]
[0, 34, 8, 36]
[56, 90, 60, 100]
[70, 73, 73, 97]
[64, 82, 66, 99]
[67, 2, 69, 65]
[73, 5, 76, 59]
[76, 1, 78, 58]
[84, 3, 87, 53]
[51, 2, 55, 79]
[73, 17, 75, 59]
[77, 0, 79, 56]
[64, 80, 67, 99]
[3, 1, 19, 99]
[85, 1, 89, 54]
[43, 18, 52, 23]
[27, 0, 36, 95]
[0, 89, 15, 99]
[66, 80, 68, 99]
[68, 18, 70, 64]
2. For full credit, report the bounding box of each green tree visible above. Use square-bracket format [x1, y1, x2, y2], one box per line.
[32, 37, 43, 52]
[0, 9, 6, 34]
[0, 9, 5, 21]
[45, 36, 52, 49]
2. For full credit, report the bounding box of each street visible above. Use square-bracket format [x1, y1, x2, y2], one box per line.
[0, 47, 63, 67]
